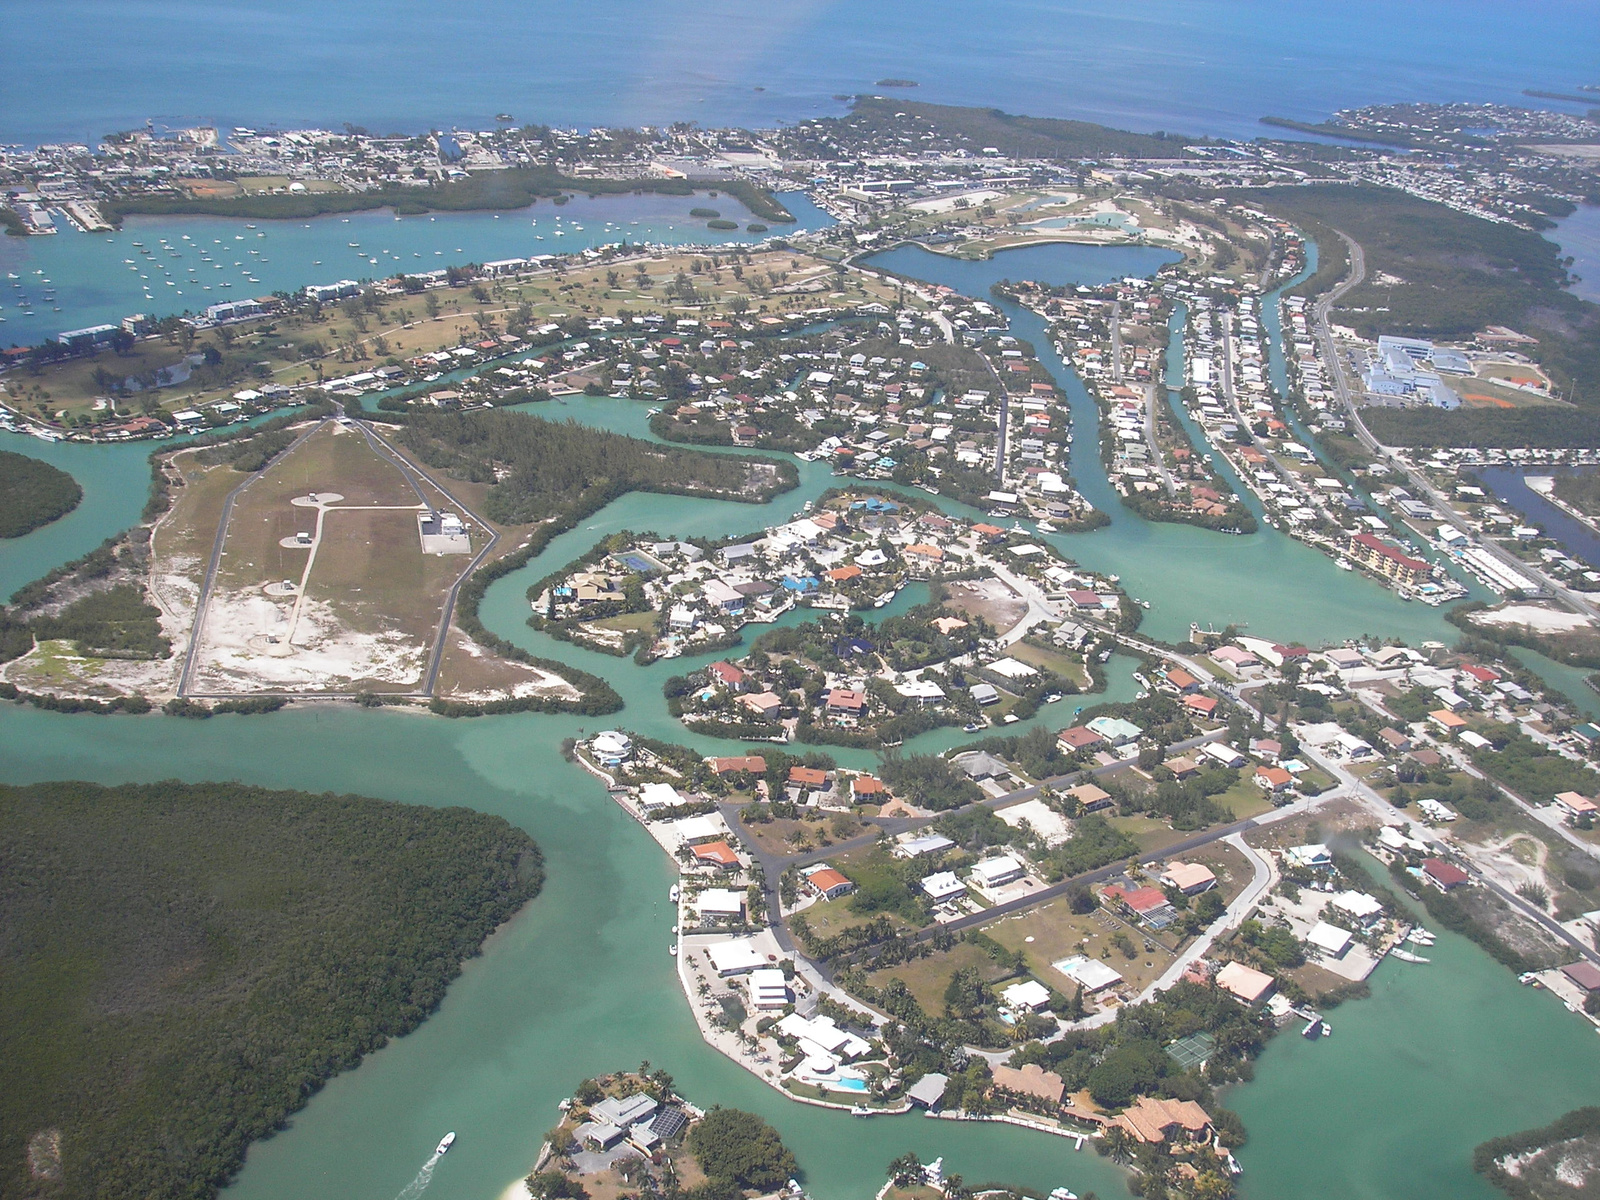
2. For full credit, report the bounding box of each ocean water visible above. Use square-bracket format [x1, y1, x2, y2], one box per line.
[1, 0, 1597, 147]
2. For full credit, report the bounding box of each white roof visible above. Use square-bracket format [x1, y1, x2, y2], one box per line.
[1002, 980, 1052, 1009]
[1329, 890, 1383, 918]
[673, 814, 727, 844]
[1053, 954, 1124, 993]
[705, 938, 767, 975]
[638, 782, 684, 811]
[921, 870, 967, 900]
[970, 855, 1025, 886]
[986, 656, 1039, 679]
[896, 677, 948, 700]
[1306, 921, 1353, 956]
[695, 887, 746, 916]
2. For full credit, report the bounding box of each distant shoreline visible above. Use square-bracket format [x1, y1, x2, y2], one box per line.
[103, 171, 797, 228]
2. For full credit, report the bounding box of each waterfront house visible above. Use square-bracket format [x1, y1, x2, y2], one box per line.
[695, 887, 746, 921]
[742, 692, 783, 718]
[711, 755, 767, 776]
[1285, 843, 1332, 870]
[824, 688, 867, 719]
[1422, 858, 1470, 890]
[1058, 725, 1104, 752]
[1215, 960, 1276, 1006]
[747, 967, 792, 1011]
[708, 661, 746, 690]
[706, 938, 767, 976]
[1118, 1097, 1213, 1146]
[852, 775, 887, 802]
[1086, 715, 1143, 746]
[906, 1073, 949, 1110]
[1328, 890, 1384, 929]
[692, 841, 740, 869]
[990, 1063, 1065, 1105]
[1306, 921, 1353, 959]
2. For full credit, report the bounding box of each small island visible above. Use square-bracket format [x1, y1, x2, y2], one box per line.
[529, 1070, 800, 1200]
[0, 450, 82, 538]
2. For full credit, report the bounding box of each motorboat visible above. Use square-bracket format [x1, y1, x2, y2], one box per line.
[436, 1132, 456, 1155]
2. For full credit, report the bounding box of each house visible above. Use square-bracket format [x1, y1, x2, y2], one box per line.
[1422, 858, 1470, 890]
[1285, 843, 1333, 870]
[1553, 792, 1599, 820]
[852, 775, 887, 802]
[1160, 862, 1217, 894]
[897, 832, 956, 858]
[695, 888, 746, 920]
[1328, 891, 1384, 928]
[990, 1063, 1065, 1104]
[1255, 765, 1293, 794]
[638, 782, 686, 813]
[969, 855, 1026, 890]
[1215, 960, 1276, 1006]
[747, 967, 792, 1011]
[789, 766, 831, 791]
[1104, 883, 1176, 929]
[970, 683, 1001, 706]
[1163, 755, 1200, 780]
[1306, 921, 1353, 959]
[825, 688, 867, 717]
[906, 1073, 949, 1110]
[693, 840, 741, 869]
[1086, 715, 1143, 745]
[708, 661, 746, 689]
[1428, 709, 1468, 734]
[1053, 954, 1124, 994]
[1209, 644, 1259, 670]
[1068, 782, 1115, 813]
[706, 937, 768, 976]
[591, 730, 634, 765]
[1001, 980, 1053, 1012]
[953, 751, 1011, 781]
[1377, 727, 1412, 753]
[1164, 666, 1201, 693]
[1202, 742, 1246, 769]
[921, 870, 968, 901]
[1117, 1096, 1213, 1145]
[702, 579, 746, 613]
[806, 867, 856, 900]
[711, 755, 767, 775]
[1561, 961, 1600, 994]
[1058, 725, 1104, 752]
[1250, 738, 1283, 762]
[1184, 694, 1220, 718]
[742, 692, 783, 718]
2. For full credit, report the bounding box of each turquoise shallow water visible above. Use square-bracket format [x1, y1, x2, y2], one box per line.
[2, 238, 1599, 1199]
[0, 191, 834, 344]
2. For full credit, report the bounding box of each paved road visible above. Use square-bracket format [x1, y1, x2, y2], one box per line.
[356, 420, 502, 695]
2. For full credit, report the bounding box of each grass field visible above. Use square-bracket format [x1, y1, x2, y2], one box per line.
[981, 896, 1177, 999]
[186, 422, 473, 693]
[863, 939, 1013, 1013]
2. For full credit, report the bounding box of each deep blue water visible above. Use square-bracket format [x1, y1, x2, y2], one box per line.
[1478, 466, 1600, 571]
[2, 0, 1596, 147]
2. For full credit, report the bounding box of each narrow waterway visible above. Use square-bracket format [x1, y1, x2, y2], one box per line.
[1478, 466, 1600, 572]
[2, 237, 1599, 1200]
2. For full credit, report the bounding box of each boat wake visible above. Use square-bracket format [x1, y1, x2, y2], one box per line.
[393, 1151, 443, 1200]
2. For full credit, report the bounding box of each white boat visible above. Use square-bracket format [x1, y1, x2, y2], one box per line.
[668, 884, 680, 903]
[436, 1132, 456, 1155]
[1390, 947, 1430, 963]
[1336, 558, 1353, 571]
[668, 944, 678, 957]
